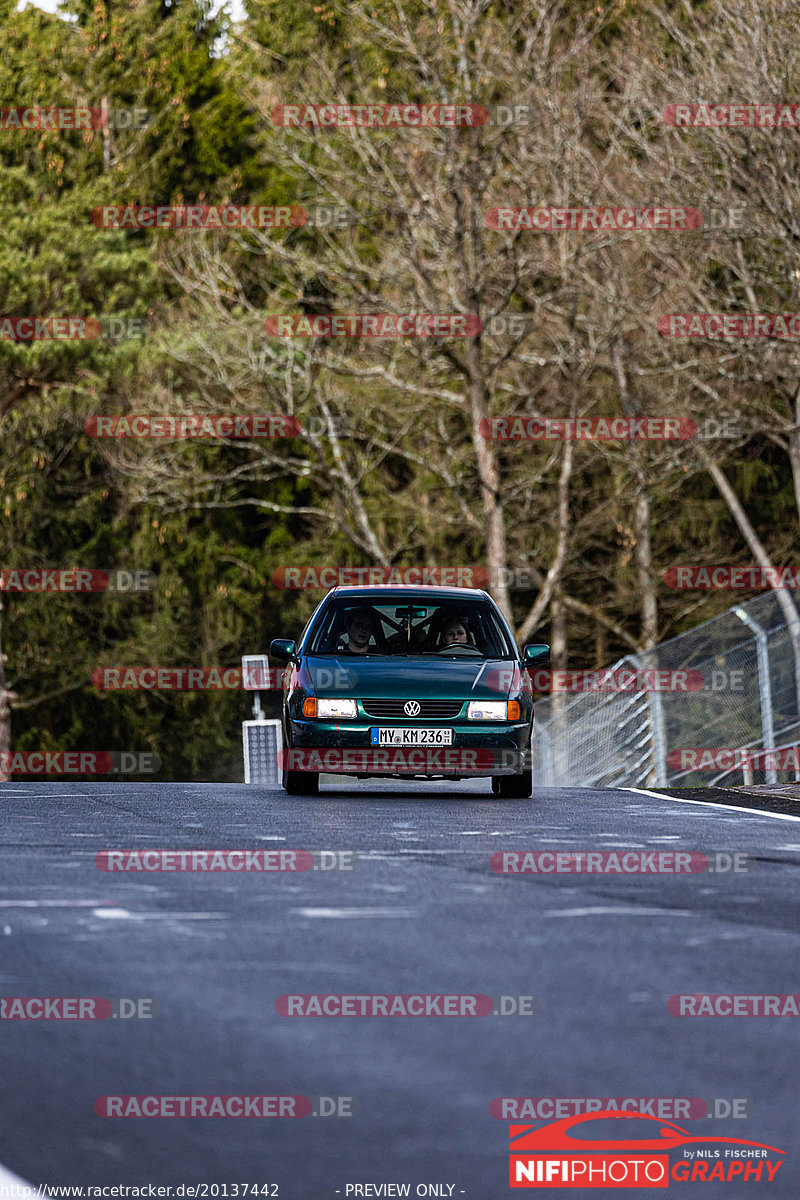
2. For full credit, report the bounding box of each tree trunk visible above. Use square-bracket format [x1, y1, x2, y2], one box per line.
[549, 591, 568, 753]
[465, 338, 512, 622]
[101, 95, 112, 172]
[788, 385, 800, 528]
[634, 489, 659, 650]
[595, 625, 607, 668]
[612, 338, 658, 648]
[517, 426, 575, 643]
[0, 601, 12, 783]
[702, 450, 800, 723]
[551, 590, 567, 669]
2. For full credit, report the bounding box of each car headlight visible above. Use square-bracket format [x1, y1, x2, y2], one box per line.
[315, 698, 357, 719]
[467, 700, 509, 721]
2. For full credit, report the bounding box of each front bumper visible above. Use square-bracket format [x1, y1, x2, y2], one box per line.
[287, 718, 531, 777]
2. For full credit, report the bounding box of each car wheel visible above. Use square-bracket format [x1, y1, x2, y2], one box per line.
[493, 764, 532, 799]
[283, 768, 320, 796]
[280, 727, 320, 795]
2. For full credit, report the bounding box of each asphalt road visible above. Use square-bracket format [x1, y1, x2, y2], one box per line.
[1, 779, 799, 1196]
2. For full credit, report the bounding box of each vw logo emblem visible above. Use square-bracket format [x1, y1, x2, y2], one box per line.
[404, 700, 421, 717]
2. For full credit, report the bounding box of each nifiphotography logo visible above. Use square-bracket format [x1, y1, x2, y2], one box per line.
[507, 1111, 784, 1187]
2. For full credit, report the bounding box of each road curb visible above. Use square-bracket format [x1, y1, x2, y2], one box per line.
[624, 786, 800, 821]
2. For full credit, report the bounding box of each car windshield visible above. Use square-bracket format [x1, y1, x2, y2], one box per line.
[306, 599, 515, 658]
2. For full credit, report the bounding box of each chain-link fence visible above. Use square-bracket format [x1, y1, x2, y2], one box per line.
[530, 591, 800, 788]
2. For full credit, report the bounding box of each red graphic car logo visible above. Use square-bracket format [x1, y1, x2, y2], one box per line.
[509, 1112, 784, 1188]
[510, 1111, 783, 1154]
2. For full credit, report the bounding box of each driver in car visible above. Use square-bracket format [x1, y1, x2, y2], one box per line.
[340, 610, 378, 654]
[441, 618, 471, 647]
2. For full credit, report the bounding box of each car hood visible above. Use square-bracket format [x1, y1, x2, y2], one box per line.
[304, 655, 517, 699]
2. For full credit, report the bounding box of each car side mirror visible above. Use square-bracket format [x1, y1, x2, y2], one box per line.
[522, 643, 550, 666]
[269, 638, 297, 664]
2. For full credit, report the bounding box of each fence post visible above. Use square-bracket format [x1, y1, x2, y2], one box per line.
[629, 654, 668, 786]
[537, 722, 554, 787]
[733, 608, 777, 784]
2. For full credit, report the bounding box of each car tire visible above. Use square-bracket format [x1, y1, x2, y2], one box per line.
[280, 726, 320, 795]
[492, 765, 533, 799]
[283, 768, 320, 796]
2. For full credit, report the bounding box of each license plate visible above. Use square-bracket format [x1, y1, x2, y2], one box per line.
[370, 727, 454, 746]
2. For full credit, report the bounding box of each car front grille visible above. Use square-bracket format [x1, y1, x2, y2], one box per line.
[361, 698, 464, 720]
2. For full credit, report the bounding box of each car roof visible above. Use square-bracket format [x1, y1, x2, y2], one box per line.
[328, 585, 490, 600]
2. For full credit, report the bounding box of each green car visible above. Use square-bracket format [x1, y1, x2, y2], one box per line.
[270, 585, 549, 798]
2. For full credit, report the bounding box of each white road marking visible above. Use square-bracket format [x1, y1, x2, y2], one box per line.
[0, 900, 110, 908]
[595, 842, 647, 848]
[544, 906, 694, 917]
[2, 793, 95, 799]
[535, 837, 582, 843]
[291, 907, 417, 918]
[359, 849, 468, 856]
[92, 908, 223, 920]
[623, 786, 800, 823]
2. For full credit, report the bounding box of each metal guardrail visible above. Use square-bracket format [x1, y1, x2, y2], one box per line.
[531, 591, 800, 789]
